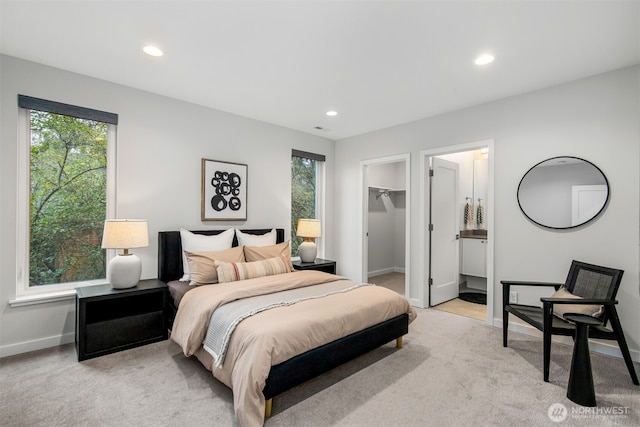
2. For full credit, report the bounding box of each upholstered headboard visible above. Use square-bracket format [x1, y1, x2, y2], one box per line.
[157, 228, 285, 283]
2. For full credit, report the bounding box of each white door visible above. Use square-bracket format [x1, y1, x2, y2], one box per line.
[429, 157, 460, 306]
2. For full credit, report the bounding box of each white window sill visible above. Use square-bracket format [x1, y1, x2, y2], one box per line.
[9, 279, 108, 307]
[9, 289, 77, 307]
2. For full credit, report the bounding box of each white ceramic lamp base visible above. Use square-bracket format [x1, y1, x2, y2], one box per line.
[107, 253, 142, 289]
[298, 241, 317, 263]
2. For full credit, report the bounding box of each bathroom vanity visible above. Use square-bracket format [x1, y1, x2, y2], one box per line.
[460, 229, 487, 291]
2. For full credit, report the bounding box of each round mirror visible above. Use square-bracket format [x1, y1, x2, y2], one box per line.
[517, 156, 609, 229]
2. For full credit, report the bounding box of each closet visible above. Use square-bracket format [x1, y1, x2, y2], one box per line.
[367, 162, 406, 281]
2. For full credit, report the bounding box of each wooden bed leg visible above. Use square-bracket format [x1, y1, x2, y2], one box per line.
[396, 336, 403, 348]
[265, 398, 273, 418]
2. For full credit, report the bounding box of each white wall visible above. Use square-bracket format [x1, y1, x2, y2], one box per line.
[334, 66, 640, 359]
[437, 151, 489, 231]
[0, 55, 334, 356]
[437, 151, 475, 230]
[473, 158, 488, 229]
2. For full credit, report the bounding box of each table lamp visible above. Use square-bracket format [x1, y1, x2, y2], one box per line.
[296, 219, 321, 263]
[101, 219, 149, 289]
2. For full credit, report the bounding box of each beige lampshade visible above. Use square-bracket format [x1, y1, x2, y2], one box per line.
[101, 219, 149, 249]
[296, 219, 321, 238]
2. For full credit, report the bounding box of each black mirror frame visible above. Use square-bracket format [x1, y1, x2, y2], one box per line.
[517, 156, 610, 230]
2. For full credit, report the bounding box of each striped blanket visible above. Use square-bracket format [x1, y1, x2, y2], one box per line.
[204, 280, 371, 368]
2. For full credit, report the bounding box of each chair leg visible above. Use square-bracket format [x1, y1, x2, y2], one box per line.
[503, 312, 509, 347]
[502, 283, 510, 347]
[543, 331, 552, 382]
[543, 302, 553, 382]
[607, 307, 640, 385]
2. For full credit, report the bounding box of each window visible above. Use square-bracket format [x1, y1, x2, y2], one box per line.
[291, 149, 325, 256]
[16, 95, 117, 296]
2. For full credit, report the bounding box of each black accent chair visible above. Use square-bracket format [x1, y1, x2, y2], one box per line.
[502, 260, 639, 385]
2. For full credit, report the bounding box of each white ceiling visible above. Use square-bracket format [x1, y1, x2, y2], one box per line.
[1, 1, 638, 140]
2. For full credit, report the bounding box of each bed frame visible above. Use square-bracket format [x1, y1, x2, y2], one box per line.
[158, 228, 409, 417]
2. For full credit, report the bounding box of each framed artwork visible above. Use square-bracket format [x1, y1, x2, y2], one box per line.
[201, 158, 247, 221]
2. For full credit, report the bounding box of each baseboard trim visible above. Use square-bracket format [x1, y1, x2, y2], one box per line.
[0, 332, 75, 358]
[494, 317, 640, 363]
[368, 268, 394, 277]
[368, 267, 405, 277]
[408, 297, 424, 308]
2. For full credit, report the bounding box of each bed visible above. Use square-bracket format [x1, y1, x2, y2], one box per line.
[158, 228, 415, 426]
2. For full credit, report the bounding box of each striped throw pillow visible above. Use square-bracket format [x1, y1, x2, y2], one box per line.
[184, 246, 245, 286]
[215, 256, 290, 283]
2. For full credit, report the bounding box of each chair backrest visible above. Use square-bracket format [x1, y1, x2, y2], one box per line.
[564, 260, 624, 321]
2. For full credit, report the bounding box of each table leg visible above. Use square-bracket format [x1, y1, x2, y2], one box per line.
[567, 322, 596, 407]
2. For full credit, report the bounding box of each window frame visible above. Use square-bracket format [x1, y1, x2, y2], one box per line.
[15, 96, 117, 299]
[291, 150, 326, 259]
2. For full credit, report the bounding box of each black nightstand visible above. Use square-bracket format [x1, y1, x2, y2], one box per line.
[292, 258, 337, 275]
[76, 279, 168, 361]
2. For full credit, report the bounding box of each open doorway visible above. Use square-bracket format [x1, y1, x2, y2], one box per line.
[420, 141, 494, 325]
[361, 154, 410, 298]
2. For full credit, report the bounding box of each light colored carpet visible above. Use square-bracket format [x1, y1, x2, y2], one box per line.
[369, 272, 405, 295]
[1, 308, 639, 426]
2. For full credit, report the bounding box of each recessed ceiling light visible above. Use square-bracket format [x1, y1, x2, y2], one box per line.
[143, 46, 163, 57]
[474, 54, 494, 65]
[326, 110, 338, 117]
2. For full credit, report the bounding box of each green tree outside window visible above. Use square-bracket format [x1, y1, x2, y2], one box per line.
[29, 111, 107, 286]
[291, 156, 316, 255]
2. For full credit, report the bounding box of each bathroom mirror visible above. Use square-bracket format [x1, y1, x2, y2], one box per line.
[517, 156, 609, 229]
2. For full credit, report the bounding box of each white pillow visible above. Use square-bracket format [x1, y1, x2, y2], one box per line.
[235, 228, 277, 247]
[180, 228, 234, 281]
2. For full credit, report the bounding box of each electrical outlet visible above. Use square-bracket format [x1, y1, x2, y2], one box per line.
[509, 291, 518, 304]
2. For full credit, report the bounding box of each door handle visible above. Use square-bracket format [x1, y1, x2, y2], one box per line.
[455, 234, 460, 240]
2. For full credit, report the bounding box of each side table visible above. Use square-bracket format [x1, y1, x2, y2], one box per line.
[76, 279, 168, 361]
[564, 313, 602, 407]
[292, 258, 337, 275]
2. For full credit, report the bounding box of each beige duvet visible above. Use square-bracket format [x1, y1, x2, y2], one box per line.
[171, 270, 417, 427]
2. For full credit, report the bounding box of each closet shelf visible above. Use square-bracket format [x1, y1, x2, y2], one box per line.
[369, 185, 405, 199]
[369, 185, 405, 193]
